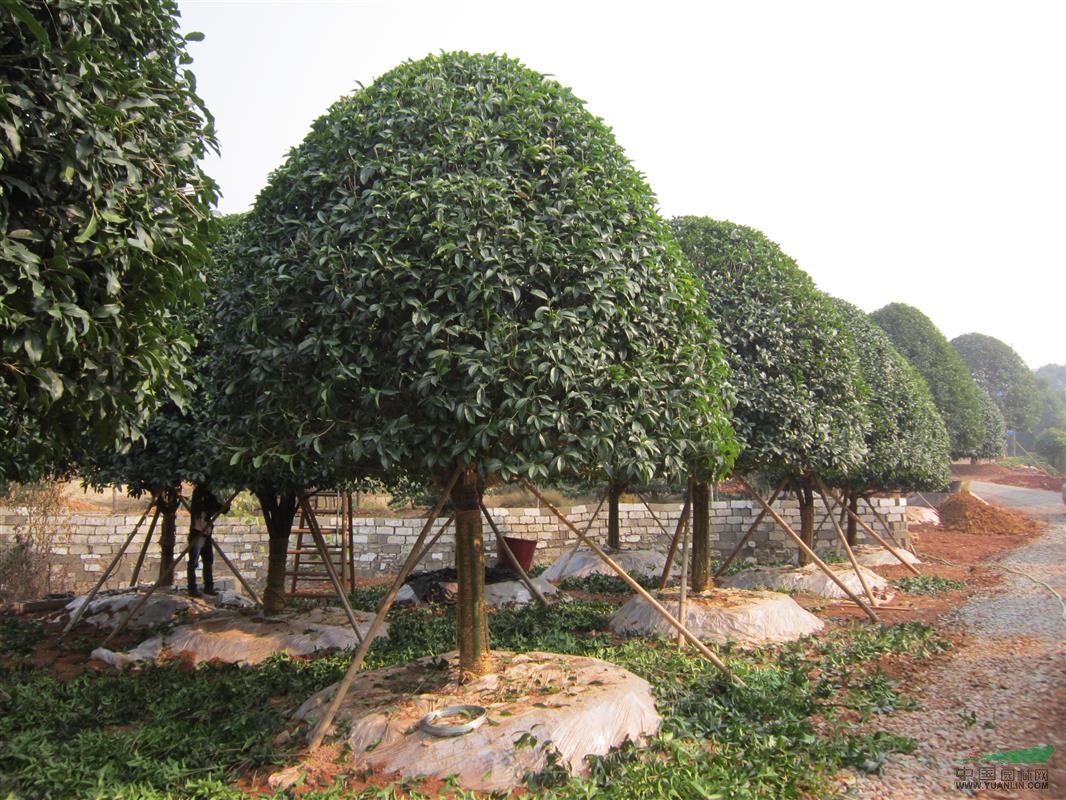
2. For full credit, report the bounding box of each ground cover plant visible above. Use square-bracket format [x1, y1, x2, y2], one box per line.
[0, 599, 948, 799]
[893, 575, 965, 594]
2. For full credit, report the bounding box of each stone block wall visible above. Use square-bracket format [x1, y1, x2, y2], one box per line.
[0, 496, 906, 594]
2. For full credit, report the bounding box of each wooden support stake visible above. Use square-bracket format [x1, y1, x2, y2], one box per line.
[210, 539, 262, 606]
[658, 486, 692, 590]
[816, 479, 920, 576]
[554, 489, 607, 577]
[737, 477, 880, 624]
[817, 488, 879, 613]
[63, 502, 156, 637]
[520, 478, 745, 686]
[713, 479, 787, 578]
[676, 500, 691, 650]
[635, 490, 682, 547]
[862, 495, 910, 551]
[480, 501, 549, 607]
[103, 542, 192, 647]
[129, 502, 162, 588]
[299, 495, 364, 645]
[307, 467, 462, 751]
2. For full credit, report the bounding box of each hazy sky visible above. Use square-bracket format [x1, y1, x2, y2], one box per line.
[178, 0, 1064, 369]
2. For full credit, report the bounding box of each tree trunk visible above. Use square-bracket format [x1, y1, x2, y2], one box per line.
[256, 489, 299, 615]
[798, 482, 815, 565]
[453, 466, 490, 675]
[690, 479, 711, 593]
[606, 482, 623, 550]
[846, 493, 859, 546]
[156, 485, 180, 586]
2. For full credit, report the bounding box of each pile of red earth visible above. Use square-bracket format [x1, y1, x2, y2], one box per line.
[937, 491, 1042, 535]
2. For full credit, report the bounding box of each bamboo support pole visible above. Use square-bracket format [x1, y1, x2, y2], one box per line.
[635, 490, 682, 547]
[307, 467, 462, 751]
[816, 479, 920, 576]
[554, 489, 607, 576]
[737, 477, 880, 624]
[713, 479, 787, 578]
[299, 495, 365, 645]
[817, 489, 879, 613]
[346, 492, 356, 591]
[676, 503, 691, 650]
[62, 502, 156, 637]
[129, 502, 162, 588]
[410, 515, 454, 566]
[658, 487, 692, 590]
[209, 538, 262, 606]
[479, 501, 550, 608]
[862, 495, 909, 551]
[519, 478, 745, 686]
[103, 542, 192, 646]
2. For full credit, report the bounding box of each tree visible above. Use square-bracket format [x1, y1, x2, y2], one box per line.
[214, 54, 737, 649]
[966, 388, 1007, 461]
[869, 304, 985, 457]
[1033, 364, 1066, 437]
[82, 214, 245, 584]
[1035, 428, 1066, 473]
[672, 217, 868, 574]
[951, 333, 1041, 432]
[824, 300, 950, 541]
[0, 0, 218, 483]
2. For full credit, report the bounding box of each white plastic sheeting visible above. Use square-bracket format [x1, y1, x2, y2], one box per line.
[291, 651, 661, 791]
[610, 589, 824, 646]
[541, 548, 674, 582]
[722, 563, 896, 603]
[90, 606, 386, 668]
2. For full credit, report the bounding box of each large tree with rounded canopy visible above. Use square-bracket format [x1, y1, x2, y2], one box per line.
[0, 0, 217, 483]
[672, 217, 868, 576]
[870, 303, 985, 458]
[213, 53, 738, 662]
[951, 333, 1041, 433]
[824, 299, 950, 541]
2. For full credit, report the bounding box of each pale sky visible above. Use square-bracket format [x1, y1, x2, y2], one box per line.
[178, 0, 1064, 370]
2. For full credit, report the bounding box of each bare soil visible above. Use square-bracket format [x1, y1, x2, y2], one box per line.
[953, 462, 1064, 493]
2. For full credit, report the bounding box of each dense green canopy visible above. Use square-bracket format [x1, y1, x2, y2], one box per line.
[1033, 364, 1066, 436]
[968, 387, 1007, 460]
[671, 217, 868, 478]
[870, 303, 984, 457]
[84, 214, 246, 496]
[0, 0, 217, 483]
[951, 333, 1041, 432]
[215, 52, 737, 488]
[826, 300, 950, 492]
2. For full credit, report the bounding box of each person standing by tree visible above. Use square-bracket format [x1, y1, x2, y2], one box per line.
[187, 485, 226, 597]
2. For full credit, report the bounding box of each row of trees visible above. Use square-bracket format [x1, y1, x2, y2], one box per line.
[3, 4, 1050, 673]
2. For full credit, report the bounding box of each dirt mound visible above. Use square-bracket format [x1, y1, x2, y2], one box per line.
[937, 491, 1042, 535]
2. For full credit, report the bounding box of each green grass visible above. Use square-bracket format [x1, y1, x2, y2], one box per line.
[0, 602, 948, 799]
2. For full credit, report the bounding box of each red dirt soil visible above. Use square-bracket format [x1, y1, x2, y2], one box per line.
[952, 462, 1064, 492]
[938, 491, 1044, 536]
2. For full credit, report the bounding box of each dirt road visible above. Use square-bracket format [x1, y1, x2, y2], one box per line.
[852, 484, 1065, 800]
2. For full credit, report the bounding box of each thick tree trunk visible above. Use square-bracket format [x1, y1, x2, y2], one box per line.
[453, 467, 490, 675]
[606, 482, 623, 550]
[256, 490, 299, 615]
[690, 479, 712, 593]
[846, 493, 859, 546]
[155, 485, 180, 586]
[798, 482, 815, 565]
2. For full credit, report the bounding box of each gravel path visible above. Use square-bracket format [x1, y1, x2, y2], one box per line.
[850, 486, 1065, 800]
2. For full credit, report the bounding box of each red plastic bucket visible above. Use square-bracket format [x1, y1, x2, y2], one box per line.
[497, 536, 537, 572]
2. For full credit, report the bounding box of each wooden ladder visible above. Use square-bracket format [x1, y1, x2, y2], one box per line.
[286, 490, 356, 596]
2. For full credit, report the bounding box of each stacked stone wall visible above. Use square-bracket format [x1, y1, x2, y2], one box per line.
[0, 496, 906, 594]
